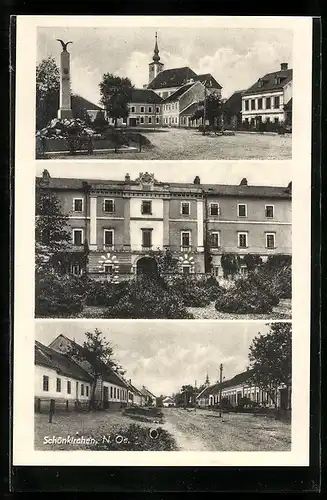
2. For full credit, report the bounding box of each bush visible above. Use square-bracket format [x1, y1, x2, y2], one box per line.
[124, 406, 163, 418]
[167, 276, 212, 307]
[104, 277, 192, 319]
[35, 271, 84, 317]
[90, 423, 177, 451]
[215, 271, 279, 314]
[85, 280, 130, 307]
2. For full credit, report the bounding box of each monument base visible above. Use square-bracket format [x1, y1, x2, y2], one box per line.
[57, 109, 73, 119]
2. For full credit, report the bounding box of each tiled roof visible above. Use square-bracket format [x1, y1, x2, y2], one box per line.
[180, 102, 202, 116]
[162, 83, 196, 103]
[243, 68, 293, 96]
[223, 90, 244, 115]
[197, 369, 255, 399]
[148, 67, 198, 90]
[36, 175, 292, 199]
[127, 382, 144, 397]
[195, 73, 222, 89]
[128, 88, 163, 104]
[71, 95, 103, 111]
[35, 341, 92, 382]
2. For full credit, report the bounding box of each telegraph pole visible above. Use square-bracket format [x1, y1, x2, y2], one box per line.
[219, 363, 223, 418]
[203, 80, 207, 135]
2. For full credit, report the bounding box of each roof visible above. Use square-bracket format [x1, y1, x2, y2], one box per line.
[71, 95, 103, 111]
[35, 341, 92, 382]
[140, 386, 156, 399]
[127, 382, 144, 397]
[48, 334, 128, 389]
[197, 369, 255, 399]
[243, 68, 293, 96]
[195, 73, 222, 89]
[162, 83, 196, 103]
[284, 98, 293, 111]
[36, 175, 292, 199]
[148, 67, 198, 90]
[223, 90, 244, 115]
[180, 102, 202, 116]
[128, 88, 163, 104]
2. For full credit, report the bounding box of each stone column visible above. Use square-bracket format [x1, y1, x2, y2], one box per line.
[197, 199, 204, 252]
[57, 42, 73, 119]
[163, 199, 170, 247]
[123, 198, 131, 250]
[89, 196, 97, 250]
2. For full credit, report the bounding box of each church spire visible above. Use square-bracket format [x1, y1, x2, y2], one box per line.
[153, 32, 160, 63]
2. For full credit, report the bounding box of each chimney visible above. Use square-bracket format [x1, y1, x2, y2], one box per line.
[125, 173, 131, 182]
[129, 379, 131, 385]
[280, 62, 288, 71]
[240, 178, 248, 186]
[42, 169, 50, 179]
[286, 181, 292, 193]
[193, 176, 200, 185]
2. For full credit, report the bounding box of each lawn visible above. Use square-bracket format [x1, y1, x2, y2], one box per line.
[40, 128, 292, 160]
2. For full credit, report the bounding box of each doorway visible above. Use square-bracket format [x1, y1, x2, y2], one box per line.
[136, 257, 158, 277]
[103, 386, 109, 409]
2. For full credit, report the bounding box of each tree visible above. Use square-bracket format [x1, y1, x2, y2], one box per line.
[191, 93, 223, 128]
[175, 385, 197, 407]
[93, 110, 108, 133]
[248, 323, 292, 409]
[99, 73, 134, 127]
[35, 183, 71, 271]
[221, 253, 240, 278]
[67, 329, 120, 410]
[36, 56, 60, 130]
[149, 248, 180, 275]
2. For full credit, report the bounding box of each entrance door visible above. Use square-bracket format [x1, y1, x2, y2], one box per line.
[136, 257, 158, 277]
[103, 386, 109, 409]
[129, 118, 137, 127]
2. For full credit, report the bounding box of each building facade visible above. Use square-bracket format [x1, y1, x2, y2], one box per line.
[241, 63, 293, 127]
[36, 170, 292, 280]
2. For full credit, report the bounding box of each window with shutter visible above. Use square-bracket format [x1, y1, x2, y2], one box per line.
[141, 200, 152, 214]
[210, 203, 219, 216]
[142, 229, 152, 248]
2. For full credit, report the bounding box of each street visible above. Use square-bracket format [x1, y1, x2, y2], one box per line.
[161, 407, 291, 451]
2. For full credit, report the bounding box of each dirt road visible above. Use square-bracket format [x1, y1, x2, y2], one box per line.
[162, 407, 291, 451]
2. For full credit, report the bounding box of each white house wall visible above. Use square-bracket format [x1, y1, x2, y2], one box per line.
[35, 364, 91, 401]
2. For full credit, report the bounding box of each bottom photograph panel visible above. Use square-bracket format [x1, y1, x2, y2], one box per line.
[34, 321, 291, 452]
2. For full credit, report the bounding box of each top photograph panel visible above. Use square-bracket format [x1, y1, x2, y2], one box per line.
[36, 25, 293, 160]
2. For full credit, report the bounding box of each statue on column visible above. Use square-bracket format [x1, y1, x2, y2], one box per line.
[57, 39, 73, 119]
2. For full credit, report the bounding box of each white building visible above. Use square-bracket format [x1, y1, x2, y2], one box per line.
[241, 63, 293, 127]
[162, 396, 175, 407]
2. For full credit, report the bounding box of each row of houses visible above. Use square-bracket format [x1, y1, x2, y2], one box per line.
[80, 35, 292, 129]
[196, 369, 290, 410]
[35, 334, 157, 411]
[36, 169, 292, 280]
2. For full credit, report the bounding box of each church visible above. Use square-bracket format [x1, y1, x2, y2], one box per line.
[108, 33, 222, 128]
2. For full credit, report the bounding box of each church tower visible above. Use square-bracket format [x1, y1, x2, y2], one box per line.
[149, 32, 164, 84]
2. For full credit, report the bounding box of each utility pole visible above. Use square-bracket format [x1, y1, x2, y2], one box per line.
[202, 80, 207, 136]
[219, 363, 223, 418]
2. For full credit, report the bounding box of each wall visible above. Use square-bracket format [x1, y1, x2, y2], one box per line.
[241, 90, 285, 122]
[128, 102, 162, 127]
[35, 364, 91, 401]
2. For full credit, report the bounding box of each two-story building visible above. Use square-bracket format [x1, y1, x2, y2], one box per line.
[36, 170, 292, 280]
[241, 63, 293, 127]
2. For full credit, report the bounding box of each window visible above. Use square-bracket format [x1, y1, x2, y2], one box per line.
[251, 99, 255, 110]
[266, 117, 271, 123]
[212, 266, 221, 278]
[156, 106, 160, 113]
[81, 384, 84, 396]
[114, 387, 116, 399]
[73, 198, 83, 212]
[110, 386, 113, 398]
[237, 204, 247, 217]
[104, 199, 115, 213]
[148, 116, 152, 124]
[238, 232, 248, 248]
[210, 203, 219, 216]
[73, 229, 83, 246]
[104, 229, 114, 247]
[181, 231, 191, 249]
[265, 205, 274, 218]
[210, 232, 220, 248]
[43, 375, 49, 392]
[67, 381, 71, 394]
[274, 117, 279, 123]
[274, 96, 280, 108]
[266, 233, 276, 249]
[266, 97, 271, 109]
[245, 117, 249, 124]
[156, 116, 159, 124]
[56, 378, 61, 392]
[240, 266, 248, 276]
[104, 264, 114, 274]
[245, 100, 249, 111]
[175, 117, 178, 124]
[86, 386, 89, 397]
[131, 106, 135, 113]
[140, 116, 144, 124]
[181, 202, 190, 215]
[258, 98, 263, 109]
[71, 264, 81, 276]
[140, 106, 144, 113]
[182, 265, 191, 275]
[141, 200, 152, 214]
[142, 228, 152, 248]
[148, 106, 152, 113]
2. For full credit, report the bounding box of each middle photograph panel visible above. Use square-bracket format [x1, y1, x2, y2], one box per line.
[35, 162, 292, 320]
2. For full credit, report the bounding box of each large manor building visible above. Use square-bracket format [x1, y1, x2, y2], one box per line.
[37, 169, 292, 280]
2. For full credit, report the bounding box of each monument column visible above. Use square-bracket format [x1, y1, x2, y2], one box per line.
[57, 40, 73, 119]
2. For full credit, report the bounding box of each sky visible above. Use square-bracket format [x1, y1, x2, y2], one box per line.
[35, 161, 292, 187]
[35, 321, 271, 396]
[37, 26, 293, 105]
